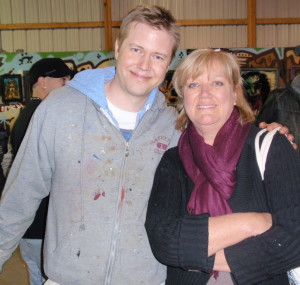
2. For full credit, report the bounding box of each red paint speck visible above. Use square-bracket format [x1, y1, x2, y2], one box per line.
[94, 193, 101, 200]
[94, 191, 106, 200]
[121, 187, 125, 201]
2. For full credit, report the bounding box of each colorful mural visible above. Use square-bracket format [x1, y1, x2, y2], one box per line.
[0, 47, 300, 132]
[0, 51, 116, 76]
[1, 47, 299, 81]
[166, 47, 300, 109]
[232, 47, 300, 84]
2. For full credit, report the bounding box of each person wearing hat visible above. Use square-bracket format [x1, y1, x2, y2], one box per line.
[11, 58, 75, 155]
[8, 57, 75, 285]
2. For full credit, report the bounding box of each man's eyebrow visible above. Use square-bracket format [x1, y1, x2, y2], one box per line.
[129, 43, 143, 49]
[128, 43, 169, 59]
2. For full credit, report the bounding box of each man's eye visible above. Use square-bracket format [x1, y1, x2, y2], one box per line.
[132, 48, 141, 53]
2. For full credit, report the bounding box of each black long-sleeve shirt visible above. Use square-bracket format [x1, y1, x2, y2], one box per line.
[146, 125, 300, 285]
[10, 98, 41, 155]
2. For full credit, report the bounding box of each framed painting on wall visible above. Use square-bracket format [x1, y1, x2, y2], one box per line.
[159, 70, 178, 106]
[0, 74, 23, 103]
[241, 67, 280, 114]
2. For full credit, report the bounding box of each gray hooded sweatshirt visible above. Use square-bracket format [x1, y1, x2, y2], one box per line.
[0, 67, 181, 285]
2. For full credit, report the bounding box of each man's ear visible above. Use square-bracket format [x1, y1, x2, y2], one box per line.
[37, 76, 45, 88]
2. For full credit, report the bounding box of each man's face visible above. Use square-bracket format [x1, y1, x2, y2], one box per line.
[114, 22, 174, 101]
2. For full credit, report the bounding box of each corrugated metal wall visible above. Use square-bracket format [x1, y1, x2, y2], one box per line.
[0, 0, 299, 52]
[109, 0, 248, 49]
[256, 0, 300, 47]
[0, 0, 105, 52]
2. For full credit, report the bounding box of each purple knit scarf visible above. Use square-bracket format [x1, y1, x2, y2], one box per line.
[178, 108, 251, 217]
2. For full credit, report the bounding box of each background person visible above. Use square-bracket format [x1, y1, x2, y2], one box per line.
[11, 58, 75, 155]
[145, 49, 300, 285]
[256, 74, 300, 157]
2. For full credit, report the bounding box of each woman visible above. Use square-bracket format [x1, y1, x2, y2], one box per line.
[145, 49, 300, 285]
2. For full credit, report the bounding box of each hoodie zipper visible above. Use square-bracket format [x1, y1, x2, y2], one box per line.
[104, 108, 152, 284]
[104, 141, 129, 285]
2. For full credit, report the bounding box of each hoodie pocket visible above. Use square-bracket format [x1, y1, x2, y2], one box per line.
[51, 222, 82, 260]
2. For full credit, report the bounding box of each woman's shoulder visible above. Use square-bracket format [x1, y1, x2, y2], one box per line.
[160, 147, 185, 172]
[247, 124, 290, 148]
[240, 124, 260, 150]
[243, 124, 296, 164]
[163, 146, 180, 162]
[246, 124, 260, 141]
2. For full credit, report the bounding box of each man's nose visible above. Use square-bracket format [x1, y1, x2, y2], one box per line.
[138, 55, 151, 70]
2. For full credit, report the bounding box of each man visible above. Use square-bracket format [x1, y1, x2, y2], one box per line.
[0, 5, 180, 285]
[7, 58, 75, 285]
[0, 4, 293, 285]
[256, 74, 300, 157]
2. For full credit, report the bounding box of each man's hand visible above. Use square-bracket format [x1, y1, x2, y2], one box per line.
[259, 122, 297, 150]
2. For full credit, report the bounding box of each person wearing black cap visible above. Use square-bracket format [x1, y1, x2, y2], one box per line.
[8, 57, 75, 285]
[11, 58, 75, 155]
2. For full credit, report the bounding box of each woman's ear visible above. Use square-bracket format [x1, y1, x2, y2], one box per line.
[233, 90, 238, 105]
[114, 40, 119, 59]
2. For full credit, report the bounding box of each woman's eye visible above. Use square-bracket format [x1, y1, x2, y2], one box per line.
[214, 81, 223, 86]
[187, 82, 199, 88]
[154, 55, 163, 61]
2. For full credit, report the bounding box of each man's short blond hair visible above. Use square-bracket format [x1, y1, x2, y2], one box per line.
[116, 4, 180, 60]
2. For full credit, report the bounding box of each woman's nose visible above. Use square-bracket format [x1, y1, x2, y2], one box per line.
[199, 83, 211, 97]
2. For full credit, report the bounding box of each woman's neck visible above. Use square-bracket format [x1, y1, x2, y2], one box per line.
[195, 126, 218, 146]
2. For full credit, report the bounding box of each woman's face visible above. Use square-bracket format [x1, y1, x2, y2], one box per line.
[183, 61, 236, 137]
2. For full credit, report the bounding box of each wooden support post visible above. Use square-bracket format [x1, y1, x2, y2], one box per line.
[104, 0, 113, 50]
[247, 0, 256, 47]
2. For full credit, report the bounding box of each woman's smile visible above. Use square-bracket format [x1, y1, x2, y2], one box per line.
[197, 104, 217, 109]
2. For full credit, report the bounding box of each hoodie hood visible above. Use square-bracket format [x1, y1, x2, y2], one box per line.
[67, 66, 116, 108]
[67, 66, 159, 124]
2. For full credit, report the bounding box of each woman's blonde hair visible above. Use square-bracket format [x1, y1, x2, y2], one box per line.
[173, 49, 255, 131]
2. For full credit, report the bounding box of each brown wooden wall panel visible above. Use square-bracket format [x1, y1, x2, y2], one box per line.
[0, 0, 299, 52]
